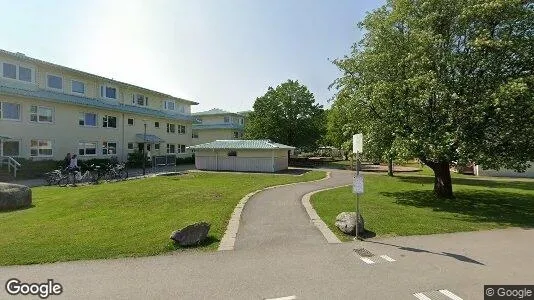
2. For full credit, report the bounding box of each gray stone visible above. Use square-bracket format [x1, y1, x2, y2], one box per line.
[0, 183, 32, 211]
[335, 212, 364, 235]
[170, 222, 210, 246]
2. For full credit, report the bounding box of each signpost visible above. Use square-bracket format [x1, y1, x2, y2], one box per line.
[353, 134, 364, 240]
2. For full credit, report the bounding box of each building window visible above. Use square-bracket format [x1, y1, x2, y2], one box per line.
[192, 131, 199, 139]
[224, 116, 230, 123]
[178, 105, 185, 113]
[72, 80, 85, 94]
[233, 131, 239, 139]
[30, 106, 53, 123]
[166, 123, 176, 133]
[102, 142, 117, 155]
[164, 100, 175, 111]
[166, 144, 175, 154]
[180, 145, 186, 153]
[155, 121, 159, 128]
[79, 112, 97, 127]
[2, 63, 16, 79]
[30, 139, 53, 157]
[0, 102, 21, 120]
[47, 74, 63, 90]
[127, 118, 134, 126]
[133, 94, 148, 106]
[78, 141, 97, 156]
[227, 151, 237, 156]
[179, 125, 186, 134]
[100, 85, 117, 99]
[127, 142, 134, 150]
[19, 67, 32, 82]
[239, 118, 244, 125]
[102, 115, 117, 128]
[3, 140, 20, 156]
[154, 144, 160, 150]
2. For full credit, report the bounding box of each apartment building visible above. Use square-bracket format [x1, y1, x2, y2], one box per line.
[0, 49, 198, 162]
[191, 109, 245, 145]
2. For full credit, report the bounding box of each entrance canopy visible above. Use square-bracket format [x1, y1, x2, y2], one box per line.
[135, 134, 165, 143]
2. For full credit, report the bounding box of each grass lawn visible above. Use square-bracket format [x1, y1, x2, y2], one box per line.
[311, 173, 534, 241]
[0, 171, 325, 266]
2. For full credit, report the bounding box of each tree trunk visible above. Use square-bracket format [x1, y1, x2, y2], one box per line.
[431, 161, 453, 198]
[387, 158, 394, 177]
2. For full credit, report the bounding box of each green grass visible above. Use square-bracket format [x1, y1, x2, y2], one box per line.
[311, 173, 534, 241]
[0, 171, 325, 266]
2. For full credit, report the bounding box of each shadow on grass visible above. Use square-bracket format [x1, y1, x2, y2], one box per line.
[168, 236, 220, 250]
[0, 204, 36, 213]
[381, 189, 534, 228]
[397, 175, 534, 191]
[365, 240, 485, 265]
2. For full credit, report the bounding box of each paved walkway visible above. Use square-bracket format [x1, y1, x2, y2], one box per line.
[235, 170, 353, 251]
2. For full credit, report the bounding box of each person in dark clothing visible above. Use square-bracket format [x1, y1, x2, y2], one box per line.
[64, 153, 72, 169]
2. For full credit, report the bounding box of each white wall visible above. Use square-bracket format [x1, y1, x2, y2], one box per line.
[194, 149, 289, 173]
[474, 163, 534, 178]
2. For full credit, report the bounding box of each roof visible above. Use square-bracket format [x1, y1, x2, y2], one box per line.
[135, 134, 165, 143]
[192, 123, 244, 130]
[0, 81, 195, 122]
[0, 49, 198, 105]
[188, 140, 295, 150]
[192, 108, 244, 117]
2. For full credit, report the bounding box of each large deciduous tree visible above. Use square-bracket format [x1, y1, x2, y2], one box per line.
[245, 80, 325, 151]
[332, 0, 534, 198]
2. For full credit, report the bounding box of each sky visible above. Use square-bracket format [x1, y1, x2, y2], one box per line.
[0, 0, 384, 113]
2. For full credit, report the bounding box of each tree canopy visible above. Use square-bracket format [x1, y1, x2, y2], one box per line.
[331, 0, 534, 197]
[245, 80, 326, 151]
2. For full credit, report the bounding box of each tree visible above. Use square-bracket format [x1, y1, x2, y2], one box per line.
[332, 0, 534, 198]
[245, 80, 326, 151]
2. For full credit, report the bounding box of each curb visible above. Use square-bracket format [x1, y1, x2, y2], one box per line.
[302, 184, 351, 244]
[218, 171, 332, 251]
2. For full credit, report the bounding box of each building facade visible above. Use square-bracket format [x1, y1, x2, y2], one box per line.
[191, 109, 246, 145]
[0, 49, 197, 162]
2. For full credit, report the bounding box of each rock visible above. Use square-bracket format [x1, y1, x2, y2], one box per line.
[0, 183, 32, 211]
[170, 222, 210, 246]
[335, 212, 364, 235]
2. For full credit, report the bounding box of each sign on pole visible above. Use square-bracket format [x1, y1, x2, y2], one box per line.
[353, 134, 363, 154]
[353, 175, 364, 195]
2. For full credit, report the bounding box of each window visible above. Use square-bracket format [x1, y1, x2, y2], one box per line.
[79, 112, 97, 127]
[103, 115, 117, 128]
[30, 106, 53, 123]
[78, 142, 97, 156]
[127, 118, 134, 126]
[233, 131, 239, 139]
[224, 116, 230, 123]
[47, 74, 63, 90]
[179, 105, 185, 113]
[72, 80, 85, 94]
[166, 144, 175, 154]
[227, 151, 237, 156]
[179, 125, 186, 134]
[102, 142, 117, 155]
[192, 131, 199, 139]
[154, 144, 160, 150]
[0, 102, 21, 120]
[166, 123, 176, 133]
[239, 118, 244, 125]
[3, 140, 20, 156]
[155, 121, 159, 128]
[164, 100, 175, 111]
[19, 67, 32, 82]
[180, 145, 186, 153]
[147, 144, 151, 151]
[30, 139, 53, 157]
[2, 63, 16, 79]
[133, 94, 148, 106]
[100, 85, 117, 99]
[127, 143, 134, 150]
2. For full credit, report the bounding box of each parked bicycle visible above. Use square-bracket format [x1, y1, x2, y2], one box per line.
[44, 164, 101, 187]
[102, 162, 128, 181]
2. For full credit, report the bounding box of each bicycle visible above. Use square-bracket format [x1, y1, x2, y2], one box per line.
[57, 165, 100, 187]
[102, 162, 128, 181]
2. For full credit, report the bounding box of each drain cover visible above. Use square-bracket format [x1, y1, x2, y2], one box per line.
[354, 248, 374, 257]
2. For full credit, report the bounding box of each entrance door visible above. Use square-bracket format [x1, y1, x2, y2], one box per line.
[138, 143, 144, 152]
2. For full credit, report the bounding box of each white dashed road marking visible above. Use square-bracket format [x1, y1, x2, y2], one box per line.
[439, 289, 463, 300]
[360, 257, 375, 264]
[413, 293, 432, 300]
[264, 296, 297, 300]
[380, 254, 396, 262]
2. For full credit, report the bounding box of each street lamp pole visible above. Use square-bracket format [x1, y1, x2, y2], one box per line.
[143, 123, 147, 176]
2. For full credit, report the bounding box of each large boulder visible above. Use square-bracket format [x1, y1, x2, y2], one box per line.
[0, 183, 32, 211]
[335, 212, 364, 235]
[170, 222, 210, 246]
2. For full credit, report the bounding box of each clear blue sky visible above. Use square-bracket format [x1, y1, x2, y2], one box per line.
[0, 0, 384, 112]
